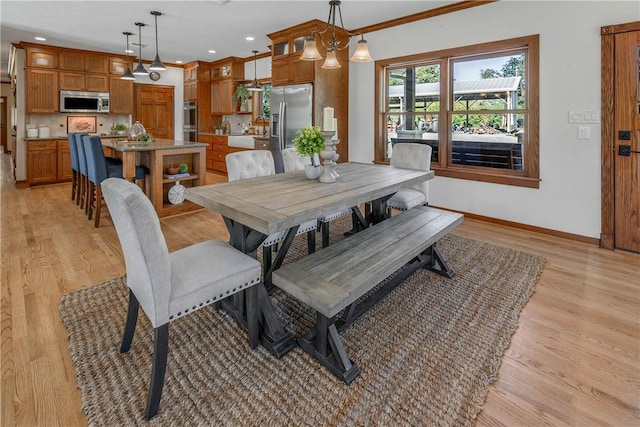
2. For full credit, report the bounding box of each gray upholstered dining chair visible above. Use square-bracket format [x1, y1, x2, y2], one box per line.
[226, 150, 317, 276]
[101, 177, 261, 420]
[281, 147, 353, 248]
[386, 143, 432, 213]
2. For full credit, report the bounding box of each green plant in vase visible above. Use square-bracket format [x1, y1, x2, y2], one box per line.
[294, 125, 325, 180]
[234, 84, 250, 112]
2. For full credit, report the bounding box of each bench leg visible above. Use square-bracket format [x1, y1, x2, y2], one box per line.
[298, 312, 360, 384]
[423, 242, 455, 278]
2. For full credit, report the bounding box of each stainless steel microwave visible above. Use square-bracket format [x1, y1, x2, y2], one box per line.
[59, 90, 109, 113]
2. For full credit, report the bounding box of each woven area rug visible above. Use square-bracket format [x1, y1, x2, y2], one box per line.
[59, 218, 546, 426]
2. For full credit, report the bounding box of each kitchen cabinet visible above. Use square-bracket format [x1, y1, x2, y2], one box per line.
[109, 76, 134, 114]
[59, 52, 109, 74]
[268, 20, 351, 162]
[110, 58, 131, 75]
[26, 46, 57, 69]
[268, 25, 317, 85]
[27, 139, 72, 185]
[25, 68, 59, 113]
[211, 79, 235, 115]
[59, 71, 109, 92]
[200, 134, 229, 174]
[183, 61, 214, 133]
[210, 57, 244, 115]
[199, 134, 215, 170]
[58, 52, 109, 91]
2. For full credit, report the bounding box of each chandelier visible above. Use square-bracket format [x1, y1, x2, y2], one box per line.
[300, 0, 373, 69]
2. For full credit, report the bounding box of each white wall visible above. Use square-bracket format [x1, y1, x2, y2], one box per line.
[349, 0, 639, 239]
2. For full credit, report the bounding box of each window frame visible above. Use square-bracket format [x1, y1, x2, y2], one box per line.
[374, 35, 539, 188]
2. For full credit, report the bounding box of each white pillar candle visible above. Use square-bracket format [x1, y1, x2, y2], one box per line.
[332, 118, 338, 140]
[323, 107, 334, 131]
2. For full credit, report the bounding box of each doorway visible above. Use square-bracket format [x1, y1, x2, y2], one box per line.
[134, 84, 174, 140]
[601, 21, 640, 253]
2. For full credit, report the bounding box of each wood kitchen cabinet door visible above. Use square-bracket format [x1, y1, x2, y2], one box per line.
[27, 140, 58, 184]
[26, 69, 58, 113]
[57, 140, 73, 181]
[110, 76, 133, 114]
[84, 74, 109, 92]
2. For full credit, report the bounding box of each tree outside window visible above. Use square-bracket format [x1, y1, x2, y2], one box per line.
[376, 35, 539, 188]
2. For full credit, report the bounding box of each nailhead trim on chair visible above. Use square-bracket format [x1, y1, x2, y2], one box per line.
[168, 277, 259, 321]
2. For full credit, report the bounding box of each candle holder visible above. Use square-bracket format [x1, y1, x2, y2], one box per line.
[319, 130, 339, 183]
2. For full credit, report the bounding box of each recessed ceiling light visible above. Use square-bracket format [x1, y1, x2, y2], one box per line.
[245, 36, 254, 41]
[125, 49, 134, 54]
[208, 50, 216, 54]
[176, 60, 183, 64]
[35, 36, 46, 41]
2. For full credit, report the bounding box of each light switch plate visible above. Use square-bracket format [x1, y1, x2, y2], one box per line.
[569, 111, 600, 124]
[578, 126, 590, 139]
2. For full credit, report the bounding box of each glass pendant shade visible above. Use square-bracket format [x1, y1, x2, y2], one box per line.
[300, 37, 323, 61]
[321, 50, 341, 69]
[300, 1, 374, 69]
[350, 39, 373, 62]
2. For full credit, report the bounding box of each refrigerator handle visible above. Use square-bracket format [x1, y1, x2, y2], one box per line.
[279, 102, 286, 151]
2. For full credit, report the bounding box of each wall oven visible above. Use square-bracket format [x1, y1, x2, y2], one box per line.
[183, 101, 197, 142]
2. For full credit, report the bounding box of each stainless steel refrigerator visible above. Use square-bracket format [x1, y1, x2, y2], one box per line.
[269, 83, 313, 173]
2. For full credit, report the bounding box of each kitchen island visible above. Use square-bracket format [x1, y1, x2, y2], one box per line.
[102, 139, 208, 218]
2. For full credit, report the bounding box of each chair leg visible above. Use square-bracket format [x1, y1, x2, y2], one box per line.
[71, 171, 77, 201]
[94, 185, 103, 228]
[77, 174, 84, 207]
[86, 181, 95, 219]
[120, 289, 139, 353]
[146, 323, 169, 420]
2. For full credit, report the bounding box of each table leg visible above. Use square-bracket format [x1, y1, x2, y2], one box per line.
[223, 217, 296, 358]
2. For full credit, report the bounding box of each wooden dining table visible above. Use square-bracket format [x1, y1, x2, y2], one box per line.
[185, 162, 434, 357]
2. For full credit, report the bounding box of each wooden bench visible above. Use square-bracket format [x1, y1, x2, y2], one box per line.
[272, 206, 464, 383]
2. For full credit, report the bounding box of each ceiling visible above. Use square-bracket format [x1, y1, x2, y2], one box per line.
[0, 0, 458, 82]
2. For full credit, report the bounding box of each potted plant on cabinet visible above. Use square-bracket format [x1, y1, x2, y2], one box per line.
[233, 84, 250, 112]
[293, 125, 324, 179]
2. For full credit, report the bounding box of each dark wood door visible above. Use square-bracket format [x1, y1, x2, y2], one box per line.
[134, 84, 174, 140]
[614, 30, 640, 252]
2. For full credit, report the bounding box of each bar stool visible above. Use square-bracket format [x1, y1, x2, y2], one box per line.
[74, 133, 89, 210]
[83, 135, 146, 227]
[67, 133, 80, 202]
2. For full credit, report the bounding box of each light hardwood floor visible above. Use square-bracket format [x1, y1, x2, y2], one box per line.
[1, 153, 638, 426]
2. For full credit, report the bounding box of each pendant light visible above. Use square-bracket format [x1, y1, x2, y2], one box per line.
[121, 31, 136, 80]
[132, 22, 148, 75]
[247, 50, 263, 92]
[149, 11, 166, 71]
[300, 0, 373, 69]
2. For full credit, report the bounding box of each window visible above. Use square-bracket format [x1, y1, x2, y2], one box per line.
[375, 35, 539, 188]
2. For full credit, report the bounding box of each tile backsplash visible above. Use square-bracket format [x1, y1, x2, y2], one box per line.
[25, 113, 131, 137]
